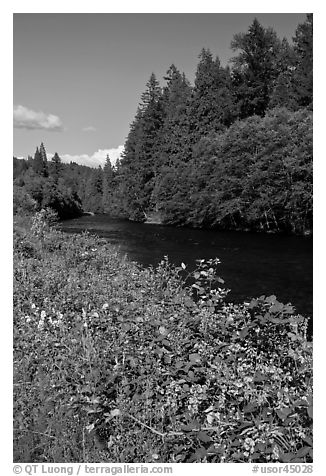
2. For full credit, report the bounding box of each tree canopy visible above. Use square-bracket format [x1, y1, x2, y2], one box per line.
[13, 15, 313, 235]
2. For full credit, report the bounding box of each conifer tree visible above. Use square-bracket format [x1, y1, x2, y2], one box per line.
[39, 142, 49, 177]
[119, 73, 164, 219]
[231, 18, 281, 118]
[159, 65, 192, 164]
[50, 152, 63, 184]
[102, 155, 114, 213]
[33, 143, 48, 177]
[84, 167, 103, 213]
[33, 147, 42, 175]
[292, 13, 313, 108]
[151, 65, 192, 215]
[189, 49, 238, 144]
[269, 38, 298, 110]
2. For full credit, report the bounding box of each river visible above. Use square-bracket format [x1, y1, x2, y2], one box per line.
[60, 214, 312, 325]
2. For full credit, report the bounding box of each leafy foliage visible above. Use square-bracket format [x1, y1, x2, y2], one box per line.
[14, 213, 312, 463]
[14, 147, 84, 220]
[109, 15, 312, 234]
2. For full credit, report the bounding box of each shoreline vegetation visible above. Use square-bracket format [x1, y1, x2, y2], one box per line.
[13, 210, 313, 463]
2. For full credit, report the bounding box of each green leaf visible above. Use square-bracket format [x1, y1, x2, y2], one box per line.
[243, 403, 258, 413]
[269, 302, 284, 313]
[184, 297, 194, 307]
[276, 407, 292, 420]
[302, 436, 313, 447]
[296, 446, 311, 458]
[307, 405, 313, 418]
[175, 360, 185, 369]
[253, 371, 267, 382]
[265, 295, 277, 303]
[280, 452, 295, 463]
[189, 353, 201, 363]
[195, 447, 208, 459]
[181, 422, 200, 432]
[249, 299, 259, 308]
[239, 327, 249, 339]
[197, 431, 212, 443]
[294, 399, 309, 407]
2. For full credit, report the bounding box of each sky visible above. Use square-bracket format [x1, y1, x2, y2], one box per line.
[13, 13, 308, 168]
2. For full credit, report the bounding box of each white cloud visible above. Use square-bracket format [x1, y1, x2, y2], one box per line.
[82, 126, 96, 132]
[59, 145, 124, 168]
[14, 105, 64, 131]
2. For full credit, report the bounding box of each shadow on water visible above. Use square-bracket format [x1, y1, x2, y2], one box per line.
[60, 214, 313, 332]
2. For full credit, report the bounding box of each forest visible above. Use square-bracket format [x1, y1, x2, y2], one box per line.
[13, 15, 312, 235]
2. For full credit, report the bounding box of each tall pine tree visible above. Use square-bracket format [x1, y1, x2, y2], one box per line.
[151, 65, 193, 217]
[119, 73, 164, 220]
[269, 38, 298, 110]
[231, 18, 281, 118]
[33, 143, 48, 177]
[189, 49, 238, 144]
[102, 155, 114, 213]
[292, 13, 313, 109]
[50, 152, 63, 184]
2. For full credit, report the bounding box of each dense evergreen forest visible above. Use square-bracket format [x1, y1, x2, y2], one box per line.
[13, 15, 312, 234]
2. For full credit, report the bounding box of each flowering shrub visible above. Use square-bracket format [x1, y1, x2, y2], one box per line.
[13, 214, 312, 463]
[30, 209, 58, 238]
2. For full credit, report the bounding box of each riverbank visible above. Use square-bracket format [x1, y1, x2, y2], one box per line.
[60, 213, 313, 323]
[141, 212, 312, 237]
[14, 211, 313, 463]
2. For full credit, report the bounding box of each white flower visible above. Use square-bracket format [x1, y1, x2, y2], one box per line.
[40, 310, 46, 319]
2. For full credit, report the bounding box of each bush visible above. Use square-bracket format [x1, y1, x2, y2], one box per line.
[13, 215, 312, 463]
[13, 186, 37, 216]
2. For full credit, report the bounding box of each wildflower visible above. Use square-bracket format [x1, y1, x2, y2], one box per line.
[272, 444, 280, 459]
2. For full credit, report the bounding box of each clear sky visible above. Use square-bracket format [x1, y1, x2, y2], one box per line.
[13, 13, 307, 167]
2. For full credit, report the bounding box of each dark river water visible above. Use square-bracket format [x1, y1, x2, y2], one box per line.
[60, 214, 313, 323]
